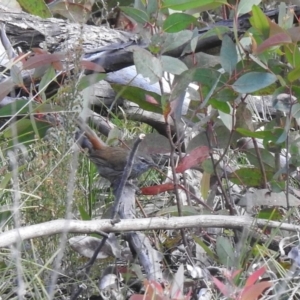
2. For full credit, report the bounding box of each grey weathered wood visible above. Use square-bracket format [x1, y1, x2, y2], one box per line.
[0, 5, 132, 53]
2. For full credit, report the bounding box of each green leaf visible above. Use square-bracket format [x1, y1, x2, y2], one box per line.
[220, 35, 237, 75]
[78, 73, 107, 91]
[110, 84, 162, 114]
[232, 72, 277, 93]
[212, 87, 238, 102]
[229, 167, 273, 187]
[291, 103, 300, 119]
[193, 68, 225, 85]
[18, 0, 51, 18]
[0, 100, 63, 117]
[262, 128, 285, 149]
[146, 0, 158, 15]
[163, 13, 197, 33]
[3, 119, 52, 146]
[0, 172, 13, 190]
[0, 210, 12, 227]
[39, 65, 56, 100]
[171, 68, 228, 102]
[161, 56, 188, 75]
[288, 65, 300, 83]
[284, 44, 300, 68]
[162, 0, 226, 11]
[159, 31, 193, 54]
[119, 6, 149, 24]
[201, 172, 210, 199]
[250, 5, 270, 38]
[236, 128, 270, 139]
[193, 235, 218, 261]
[133, 48, 163, 84]
[257, 207, 283, 221]
[78, 205, 91, 220]
[209, 99, 230, 113]
[0, 100, 33, 117]
[200, 73, 222, 109]
[244, 148, 276, 171]
[237, 0, 262, 16]
[216, 236, 235, 267]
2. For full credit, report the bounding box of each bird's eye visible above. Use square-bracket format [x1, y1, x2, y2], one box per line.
[140, 157, 147, 163]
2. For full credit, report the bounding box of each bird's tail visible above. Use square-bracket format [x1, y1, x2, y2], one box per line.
[75, 117, 107, 151]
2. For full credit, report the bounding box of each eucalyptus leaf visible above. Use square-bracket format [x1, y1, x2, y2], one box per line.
[220, 35, 237, 75]
[110, 84, 162, 113]
[232, 72, 277, 93]
[133, 48, 163, 84]
[237, 0, 262, 16]
[163, 13, 197, 33]
[119, 6, 149, 24]
[160, 31, 193, 54]
[161, 56, 188, 75]
[162, 0, 226, 11]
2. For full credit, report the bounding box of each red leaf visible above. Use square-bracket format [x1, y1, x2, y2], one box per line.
[144, 280, 164, 298]
[244, 266, 266, 287]
[81, 60, 105, 72]
[129, 295, 152, 300]
[23, 53, 65, 70]
[255, 33, 292, 54]
[175, 146, 210, 173]
[231, 269, 242, 280]
[32, 48, 48, 54]
[140, 183, 178, 195]
[240, 281, 272, 300]
[212, 276, 230, 297]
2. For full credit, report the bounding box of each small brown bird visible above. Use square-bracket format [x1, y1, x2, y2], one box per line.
[75, 118, 156, 182]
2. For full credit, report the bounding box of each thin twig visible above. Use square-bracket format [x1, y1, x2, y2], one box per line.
[252, 137, 268, 188]
[206, 130, 235, 215]
[166, 122, 193, 259]
[111, 134, 145, 222]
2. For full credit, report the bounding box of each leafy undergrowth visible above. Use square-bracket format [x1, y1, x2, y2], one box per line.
[1, 0, 300, 299]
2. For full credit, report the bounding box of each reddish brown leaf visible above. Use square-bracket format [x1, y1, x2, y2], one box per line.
[212, 276, 230, 297]
[287, 27, 300, 43]
[52, 60, 64, 71]
[268, 17, 286, 36]
[81, 60, 105, 72]
[32, 48, 48, 54]
[240, 281, 272, 300]
[23, 53, 65, 70]
[230, 269, 242, 280]
[244, 266, 266, 287]
[140, 183, 178, 195]
[129, 295, 148, 300]
[176, 146, 210, 173]
[255, 33, 292, 54]
[144, 280, 164, 299]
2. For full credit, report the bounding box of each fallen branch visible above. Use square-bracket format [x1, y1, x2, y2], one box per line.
[0, 215, 297, 248]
